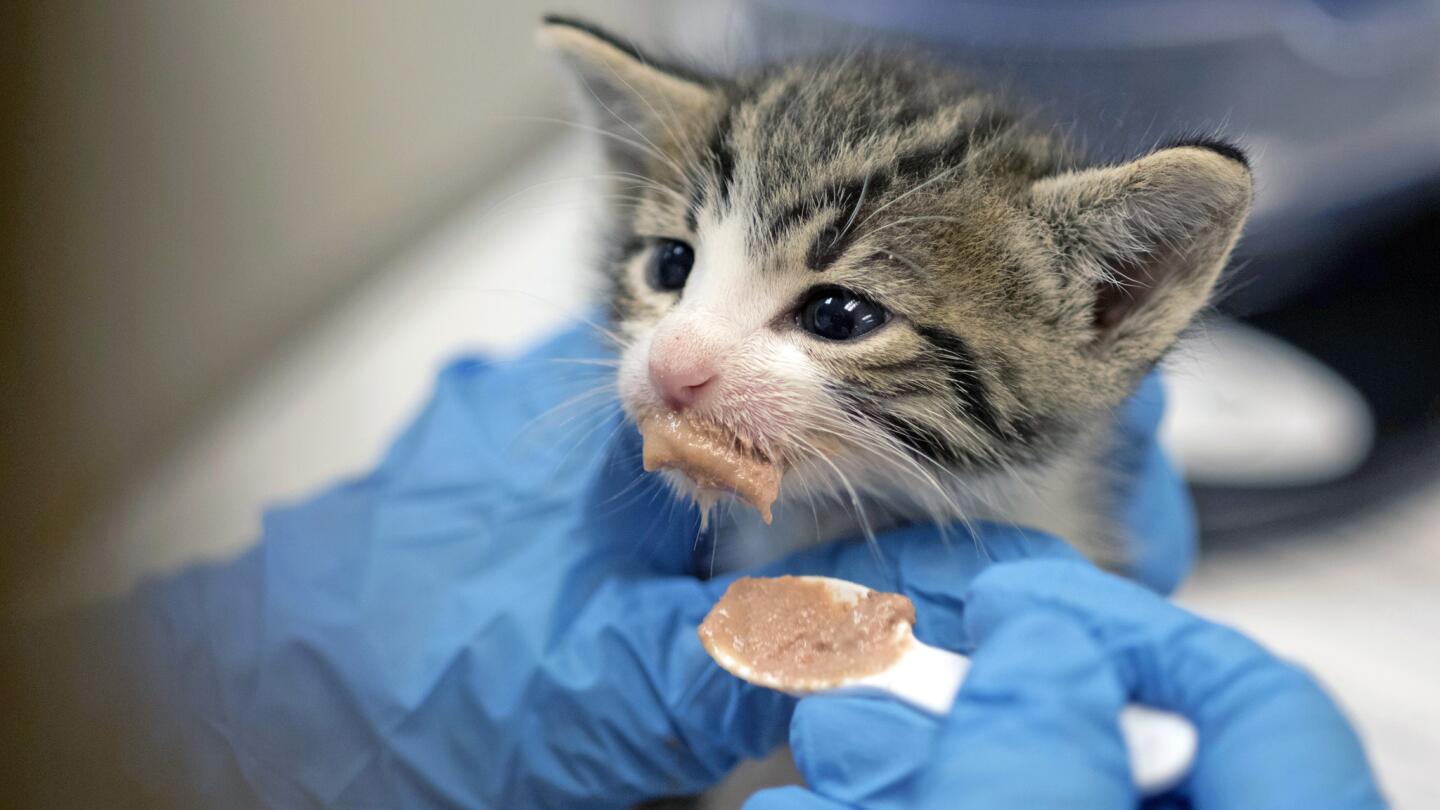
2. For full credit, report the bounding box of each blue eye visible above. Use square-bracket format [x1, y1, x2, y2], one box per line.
[647, 239, 694, 292]
[799, 287, 888, 341]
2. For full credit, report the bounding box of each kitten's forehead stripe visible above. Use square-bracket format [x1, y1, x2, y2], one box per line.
[682, 103, 737, 232]
[806, 174, 890, 272]
[895, 109, 1012, 180]
[707, 106, 738, 208]
[803, 214, 852, 272]
[763, 172, 887, 245]
[709, 74, 1026, 277]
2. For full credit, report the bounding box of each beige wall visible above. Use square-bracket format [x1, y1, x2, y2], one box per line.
[1, 2, 663, 578]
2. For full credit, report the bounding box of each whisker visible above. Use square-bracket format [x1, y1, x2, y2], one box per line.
[571, 74, 691, 183]
[863, 214, 968, 241]
[831, 172, 871, 250]
[544, 357, 623, 368]
[505, 114, 688, 186]
[792, 434, 876, 545]
[856, 163, 964, 229]
[597, 58, 694, 173]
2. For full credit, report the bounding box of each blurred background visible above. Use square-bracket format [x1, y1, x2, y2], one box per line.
[2, 0, 1437, 805]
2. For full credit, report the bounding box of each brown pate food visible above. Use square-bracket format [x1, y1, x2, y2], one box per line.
[699, 576, 916, 685]
[639, 412, 782, 523]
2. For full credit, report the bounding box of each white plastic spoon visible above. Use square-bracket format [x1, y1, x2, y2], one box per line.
[702, 575, 1197, 796]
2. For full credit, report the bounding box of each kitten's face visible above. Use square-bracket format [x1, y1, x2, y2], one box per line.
[607, 61, 1059, 499]
[543, 18, 1252, 511]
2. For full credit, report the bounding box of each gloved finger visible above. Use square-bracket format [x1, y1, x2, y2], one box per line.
[557, 524, 1079, 796]
[1109, 372, 1195, 594]
[931, 609, 1135, 809]
[744, 785, 853, 810]
[544, 573, 799, 800]
[755, 522, 1083, 653]
[966, 560, 1387, 810]
[784, 695, 939, 808]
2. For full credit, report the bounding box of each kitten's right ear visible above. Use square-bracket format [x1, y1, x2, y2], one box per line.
[538, 16, 720, 171]
[1029, 143, 1253, 369]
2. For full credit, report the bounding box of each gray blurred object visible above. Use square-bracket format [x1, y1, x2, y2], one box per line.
[731, 0, 1440, 313]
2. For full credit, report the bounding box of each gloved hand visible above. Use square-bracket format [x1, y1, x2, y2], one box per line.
[56, 324, 1191, 809]
[746, 559, 1387, 810]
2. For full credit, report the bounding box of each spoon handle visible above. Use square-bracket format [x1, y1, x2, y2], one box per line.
[841, 640, 1197, 796]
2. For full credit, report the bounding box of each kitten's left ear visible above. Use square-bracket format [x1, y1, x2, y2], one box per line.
[538, 16, 721, 172]
[1029, 142, 1253, 362]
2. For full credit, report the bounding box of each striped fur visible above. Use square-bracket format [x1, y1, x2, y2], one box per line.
[541, 17, 1252, 564]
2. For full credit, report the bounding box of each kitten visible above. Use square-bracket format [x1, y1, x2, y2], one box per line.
[540, 16, 1252, 570]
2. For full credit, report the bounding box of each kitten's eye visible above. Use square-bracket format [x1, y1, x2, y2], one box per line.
[647, 239, 694, 292]
[799, 287, 888, 341]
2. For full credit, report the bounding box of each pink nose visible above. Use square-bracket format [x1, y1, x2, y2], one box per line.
[649, 354, 716, 411]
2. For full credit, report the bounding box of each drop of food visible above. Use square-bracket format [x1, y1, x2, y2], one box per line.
[699, 576, 916, 689]
[638, 412, 782, 523]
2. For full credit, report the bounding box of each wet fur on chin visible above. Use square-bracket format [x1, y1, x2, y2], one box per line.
[540, 16, 1252, 566]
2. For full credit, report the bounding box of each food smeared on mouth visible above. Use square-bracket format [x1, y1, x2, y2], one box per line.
[638, 412, 782, 523]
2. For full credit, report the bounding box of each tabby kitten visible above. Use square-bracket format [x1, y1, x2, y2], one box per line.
[540, 16, 1252, 568]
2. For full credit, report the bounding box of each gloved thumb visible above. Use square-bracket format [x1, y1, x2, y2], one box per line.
[964, 560, 1388, 810]
[930, 609, 1135, 808]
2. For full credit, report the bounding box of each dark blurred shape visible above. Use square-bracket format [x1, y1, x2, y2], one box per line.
[1196, 186, 1440, 541]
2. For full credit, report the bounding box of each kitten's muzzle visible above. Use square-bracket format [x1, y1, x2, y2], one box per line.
[646, 314, 743, 412]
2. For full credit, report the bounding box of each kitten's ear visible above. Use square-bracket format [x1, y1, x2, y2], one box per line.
[1030, 142, 1252, 359]
[537, 16, 720, 171]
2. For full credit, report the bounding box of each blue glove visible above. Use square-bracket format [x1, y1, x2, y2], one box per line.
[61, 323, 1191, 808]
[746, 560, 1387, 810]
[1108, 371, 1195, 594]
